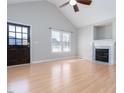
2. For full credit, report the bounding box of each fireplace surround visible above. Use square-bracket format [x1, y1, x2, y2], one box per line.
[93, 40, 115, 64]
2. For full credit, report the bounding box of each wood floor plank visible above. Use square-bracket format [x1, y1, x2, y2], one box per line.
[8, 59, 116, 93]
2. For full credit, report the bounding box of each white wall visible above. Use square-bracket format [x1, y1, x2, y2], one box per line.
[78, 18, 116, 61]
[78, 26, 94, 60]
[8, 1, 77, 63]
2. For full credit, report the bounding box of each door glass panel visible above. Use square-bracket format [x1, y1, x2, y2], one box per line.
[9, 39, 15, 45]
[16, 26, 22, 33]
[23, 34, 27, 39]
[23, 40, 28, 45]
[23, 27, 28, 33]
[16, 33, 21, 39]
[9, 32, 15, 38]
[8, 23, 30, 46]
[16, 39, 22, 45]
[9, 25, 15, 32]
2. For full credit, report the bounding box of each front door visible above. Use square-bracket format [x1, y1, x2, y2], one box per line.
[7, 22, 30, 66]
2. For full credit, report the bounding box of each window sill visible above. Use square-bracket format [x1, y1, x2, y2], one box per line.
[51, 51, 71, 54]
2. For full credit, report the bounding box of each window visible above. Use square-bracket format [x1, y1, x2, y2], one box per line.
[51, 30, 62, 52]
[51, 29, 71, 52]
[62, 32, 71, 52]
[8, 23, 29, 45]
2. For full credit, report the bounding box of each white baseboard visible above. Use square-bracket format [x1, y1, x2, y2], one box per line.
[31, 56, 77, 64]
[7, 56, 77, 68]
[78, 56, 93, 61]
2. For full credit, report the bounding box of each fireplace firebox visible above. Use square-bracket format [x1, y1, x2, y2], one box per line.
[95, 49, 109, 62]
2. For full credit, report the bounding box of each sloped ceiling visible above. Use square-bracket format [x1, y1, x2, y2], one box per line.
[8, 0, 116, 28]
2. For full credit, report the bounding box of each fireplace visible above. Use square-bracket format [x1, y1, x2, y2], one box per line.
[95, 49, 109, 63]
[93, 40, 115, 64]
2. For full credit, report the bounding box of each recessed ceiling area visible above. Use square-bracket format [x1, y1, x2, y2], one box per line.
[8, 0, 116, 28]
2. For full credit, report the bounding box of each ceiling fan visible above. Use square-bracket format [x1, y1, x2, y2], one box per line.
[59, 0, 92, 12]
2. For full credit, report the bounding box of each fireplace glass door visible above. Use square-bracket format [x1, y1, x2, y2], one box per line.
[95, 49, 109, 62]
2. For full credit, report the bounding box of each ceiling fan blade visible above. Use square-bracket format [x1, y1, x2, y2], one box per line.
[76, 0, 92, 5]
[59, 1, 70, 8]
[73, 4, 79, 12]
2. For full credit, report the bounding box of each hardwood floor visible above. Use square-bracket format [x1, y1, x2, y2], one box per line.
[8, 59, 116, 93]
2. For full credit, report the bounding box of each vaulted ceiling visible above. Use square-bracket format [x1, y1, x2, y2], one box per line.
[8, 0, 116, 28]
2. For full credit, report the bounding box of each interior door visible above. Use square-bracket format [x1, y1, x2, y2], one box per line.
[7, 22, 30, 66]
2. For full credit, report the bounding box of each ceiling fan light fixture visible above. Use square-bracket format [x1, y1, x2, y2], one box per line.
[69, 0, 77, 5]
